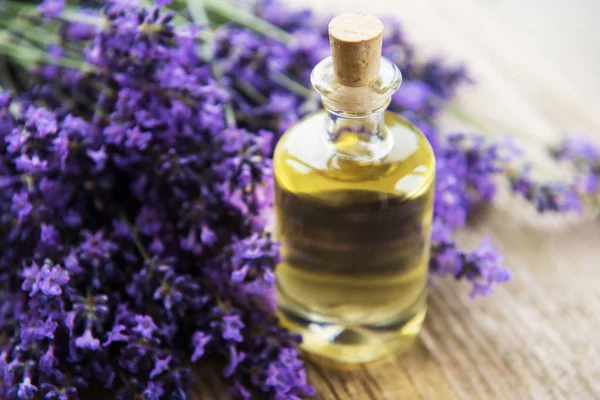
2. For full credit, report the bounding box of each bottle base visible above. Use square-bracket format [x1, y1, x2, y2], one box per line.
[277, 291, 427, 365]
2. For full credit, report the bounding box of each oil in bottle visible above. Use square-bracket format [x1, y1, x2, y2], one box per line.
[273, 13, 436, 364]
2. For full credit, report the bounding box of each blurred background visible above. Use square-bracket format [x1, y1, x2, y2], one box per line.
[287, 0, 600, 147]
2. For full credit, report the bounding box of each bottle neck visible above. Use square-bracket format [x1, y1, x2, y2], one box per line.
[310, 56, 402, 162]
[324, 103, 393, 162]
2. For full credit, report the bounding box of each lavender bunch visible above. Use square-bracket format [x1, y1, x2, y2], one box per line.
[1, 2, 312, 398]
[0, 0, 589, 398]
[550, 136, 600, 205]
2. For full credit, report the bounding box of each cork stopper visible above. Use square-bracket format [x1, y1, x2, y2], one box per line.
[328, 13, 384, 87]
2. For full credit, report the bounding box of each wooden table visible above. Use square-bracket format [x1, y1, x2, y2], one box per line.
[192, 0, 600, 399]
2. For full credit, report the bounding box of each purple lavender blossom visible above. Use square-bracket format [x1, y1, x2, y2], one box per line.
[38, 0, 66, 19]
[433, 247, 462, 276]
[39, 347, 57, 374]
[21, 261, 41, 296]
[224, 345, 246, 378]
[551, 136, 600, 197]
[87, 146, 108, 171]
[224, 233, 280, 314]
[18, 377, 37, 399]
[508, 166, 583, 213]
[80, 231, 118, 262]
[221, 315, 244, 342]
[103, 324, 129, 347]
[11, 191, 33, 224]
[432, 133, 510, 229]
[143, 381, 165, 400]
[75, 328, 101, 350]
[21, 318, 58, 345]
[38, 262, 70, 296]
[430, 232, 511, 297]
[149, 355, 171, 379]
[393, 80, 433, 111]
[40, 224, 60, 246]
[64, 19, 98, 41]
[25, 106, 58, 137]
[191, 332, 212, 362]
[464, 239, 512, 298]
[551, 135, 600, 164]
[576, 173, 599, 194]
[133, 315, 158, 340]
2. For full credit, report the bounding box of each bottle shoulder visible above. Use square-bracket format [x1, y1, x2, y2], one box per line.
[273, 110, 435, 202]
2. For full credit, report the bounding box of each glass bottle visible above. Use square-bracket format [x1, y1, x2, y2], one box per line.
[273, 13, 435, 364]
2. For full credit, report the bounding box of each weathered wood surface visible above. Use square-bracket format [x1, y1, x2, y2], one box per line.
[190, 0, 600, 399]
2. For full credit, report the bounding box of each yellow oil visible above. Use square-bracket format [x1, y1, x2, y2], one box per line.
[273, 110, 435, 364]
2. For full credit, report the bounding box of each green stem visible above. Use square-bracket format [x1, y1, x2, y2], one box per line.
[120, 214, 151, 262]
[183, 1, 311, 112]
[200, 0, 293, 44]
[186, 0, 237, 127]
[0, 58, 15, 92]
[273, 72, 313, 99]
[445, 102, 527, 140]
[223, 99, 237, 128]
[0, 40, 88, 70]
[0, 18, 53, 48]
[235, 80, 268, 105]
[0, 15, 94, 69]
[60, 9, 104, 26]
[0, 18, 83, 62]
[3, 1, 104, 27]
[211, 59, 238, 127]
[186, 0, 210, 26]
[444, 102, 489, 132]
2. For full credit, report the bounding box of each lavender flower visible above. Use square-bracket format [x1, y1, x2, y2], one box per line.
[551, 136, 600, 198]
[38, 0, 66, 20]
[463, 239, 512, 297]
[38, 262, 69, 297]
[430, 229, 512, 297]
[133, 315, 157, 340]
[149, 355, 171, 379]
[18, 377, 37, 399]
[221, 315, 244, 342]
[75, 328, 101, 350]
[507, 165, 583, 213]
[551, 135, 600, 165]
[393, 80, 434, 112]
[223, 233, 280, 313]
[433, 133, 511, 229]
[191, 332, 211, 362]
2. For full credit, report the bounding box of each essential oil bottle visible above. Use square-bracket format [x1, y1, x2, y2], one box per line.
[273, 13, 435, 364]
